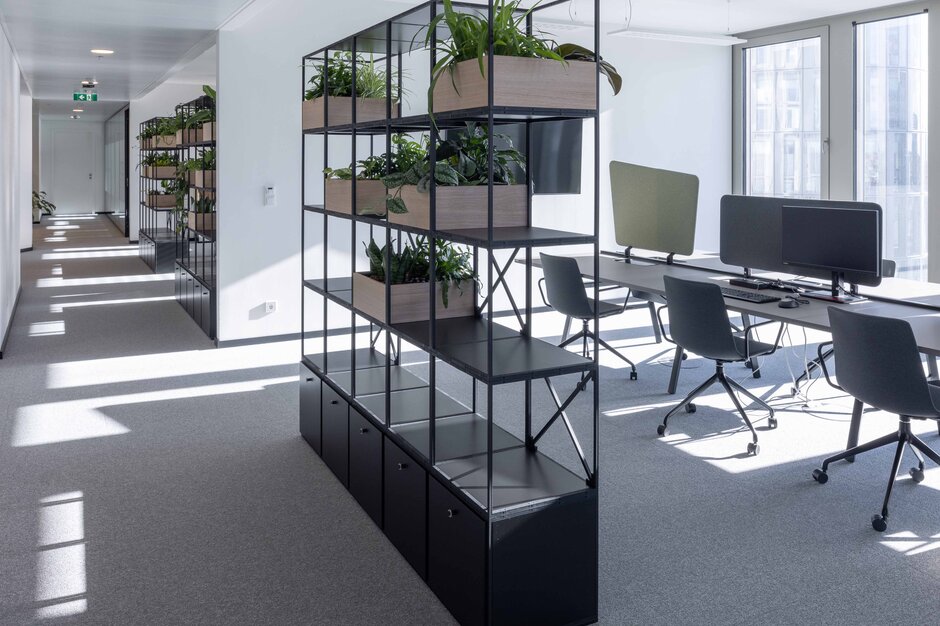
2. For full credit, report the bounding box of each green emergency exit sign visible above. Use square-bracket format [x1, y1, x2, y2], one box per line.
[73, 92, 98, 102]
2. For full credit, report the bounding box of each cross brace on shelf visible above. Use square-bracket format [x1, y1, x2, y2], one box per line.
[528, 373, 596, 486]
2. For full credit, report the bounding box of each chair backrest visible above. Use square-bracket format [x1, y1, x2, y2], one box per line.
[881, 258, 897, 278]
[662, 275, 738, 360]
[828, 307, 939, 418]
[540, 253, 594, 319]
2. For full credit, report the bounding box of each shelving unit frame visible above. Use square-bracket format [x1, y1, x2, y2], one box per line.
[300, 2, 602, 624]
[138, 116, 180, 272]
[174, 95, 217, 338]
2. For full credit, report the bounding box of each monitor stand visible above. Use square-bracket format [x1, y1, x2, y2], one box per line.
[802, 271, 866, 304]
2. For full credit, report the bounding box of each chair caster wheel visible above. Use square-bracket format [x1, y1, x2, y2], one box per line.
[681, 352, 688, 361]
[790, 386, 799, 397]
[747, 442, 760, 456]
[745, 360, 753, 370]
[685, 403, 696, 413]
[812, 469, 828, 484]
[656, 424, 667, 437]
[767, 417, 778, 429]
[630, 371, 638, 381]
[910, 468, 925, 483]
[871, 515, 888, 532]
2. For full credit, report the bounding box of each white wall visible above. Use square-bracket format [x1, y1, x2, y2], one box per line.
[18, 85, 31, 251]
[104, 109, 127, 220]
[39, 119, 105, 215]
[0, 25, 25, 352]
[128, 82, 206, 240]
[216, 0, 732, 342]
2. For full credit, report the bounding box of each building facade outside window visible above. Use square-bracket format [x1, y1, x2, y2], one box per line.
[856, 13, 929, 281]
[745, 37, 822, 199]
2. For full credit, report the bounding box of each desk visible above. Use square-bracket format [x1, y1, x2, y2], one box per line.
[530, 253, 940, 456]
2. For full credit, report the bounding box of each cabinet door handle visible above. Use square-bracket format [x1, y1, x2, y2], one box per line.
[306, 377, 314, 382]
[330, 400, 338, 405]
[397, 462, 407, 470]
[359, 427, 368, 434]
[447, 508, 458, 518]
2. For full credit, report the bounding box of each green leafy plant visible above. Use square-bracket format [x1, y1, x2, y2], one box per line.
[305, 52, 400, 101]
[142, 153, 179, 167]
[421, 0, 621, 117]
[324, 134, 424, 184]
[185, 85, 217, 129]
[363, 237, 476, 307]
[192, 196, 215, 214]
[324, 155, 386, 181]
[32, 190, 56, 221]
[383, 123, 525, 214]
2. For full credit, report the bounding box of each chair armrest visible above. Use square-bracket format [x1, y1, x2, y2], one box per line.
[743, 319, 786, 360]
[655, 305, 675, 345]
[816, 341, 843, 391]
[537, 277, 551, 309]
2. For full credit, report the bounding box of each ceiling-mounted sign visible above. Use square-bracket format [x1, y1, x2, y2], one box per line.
[73, 92, 97, 102]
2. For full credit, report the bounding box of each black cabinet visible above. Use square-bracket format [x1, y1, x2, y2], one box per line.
[348, 409, 383, 526]
[428, 478, 486, 626]
[299, 365, 321, 453]
[384, 438, 427, 579]
[321, 383, 349, 486]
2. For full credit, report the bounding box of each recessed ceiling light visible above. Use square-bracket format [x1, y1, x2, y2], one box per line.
[73, 108, 84, 112]
[91, 49, 114, 55]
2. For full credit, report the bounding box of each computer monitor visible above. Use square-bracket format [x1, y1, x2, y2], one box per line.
[781, 204, 882, 303]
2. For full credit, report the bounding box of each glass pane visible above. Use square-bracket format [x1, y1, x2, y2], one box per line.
[745, 37, 822, 199]
[856, 13, 929, 281]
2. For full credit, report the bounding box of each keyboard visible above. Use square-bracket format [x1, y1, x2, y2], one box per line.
[719, 287, 782, 304]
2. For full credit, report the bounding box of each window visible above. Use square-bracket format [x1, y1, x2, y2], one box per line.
[856, 13, 929, 281]
[745, 37, 822, 199]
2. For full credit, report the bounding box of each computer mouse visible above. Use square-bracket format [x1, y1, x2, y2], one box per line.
[778, 299, 800, 309]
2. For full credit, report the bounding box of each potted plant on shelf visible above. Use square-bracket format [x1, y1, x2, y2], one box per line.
[425, 0, 621, 115]
[382, 122, 527, 230]
[148, 117, 180, 149]
[183, 148, 215, 190]
[303, 52, 400, 130]
[141, 153, 179, 179]
[148, 178, 181, 209]
[353, 236, 477, 324]
[188, 196, 216, 233]
[183, 85, 216, 142]
[32, 190, 55, 223]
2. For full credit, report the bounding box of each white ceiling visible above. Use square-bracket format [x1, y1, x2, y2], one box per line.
[0, 0, 240, 105]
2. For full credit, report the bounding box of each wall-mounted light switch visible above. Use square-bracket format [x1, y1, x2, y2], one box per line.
[264, 185, 277, 207]
[264, 301, 277, 314]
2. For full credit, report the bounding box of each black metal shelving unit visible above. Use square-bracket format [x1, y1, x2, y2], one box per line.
[138, 116, 179, 272]
[174, 95, 217, 339]
[300, 3, 601, 624]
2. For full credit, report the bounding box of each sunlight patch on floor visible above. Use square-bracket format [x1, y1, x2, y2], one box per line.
[37, 273, 173, 288]
[50, 295, 175, 314]
[29, 321, 65, 337]
[42, 250, 139, 260]
[880, 530, 940, 556]
[35, 492, 87, 619]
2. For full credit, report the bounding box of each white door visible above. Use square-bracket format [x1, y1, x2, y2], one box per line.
[51, 129, 97, 214]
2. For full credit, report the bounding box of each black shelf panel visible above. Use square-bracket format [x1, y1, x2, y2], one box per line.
[303, 106, 597, 136]
[179, 140, 216, 148]
[303, 205, 594, 249]
[437, 445, 590, 514]
[393, 315, 519, 347]
[357, 386, 470, 424]
[139, 228, 176, 244]
[304, 348, 388, 374]
[303, 278, 352, 308]
[330, 363, 427, 396]
[393, 412, 521, 463]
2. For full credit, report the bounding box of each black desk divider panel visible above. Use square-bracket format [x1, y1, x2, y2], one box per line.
[719, 194, 883, 287]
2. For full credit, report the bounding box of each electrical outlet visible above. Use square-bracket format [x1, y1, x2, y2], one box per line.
[264, 301, 277, 314]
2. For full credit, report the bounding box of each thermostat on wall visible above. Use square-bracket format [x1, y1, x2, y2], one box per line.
[264, 185, 276, 207]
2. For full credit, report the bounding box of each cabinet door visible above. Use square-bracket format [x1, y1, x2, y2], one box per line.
[321, 384, 349, 486]
[384, 438, 427, 579]
[299, 366, 321, 454]
[348, 409, 383, 526]
[185, 276, 194, 315]
[201, 288, 212, 335]
[428, 478, 486, 626]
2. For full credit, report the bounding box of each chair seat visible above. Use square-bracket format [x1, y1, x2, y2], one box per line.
[630, 289, 666, 305]
[725, 334, 776, 362]
[923, 382, 940, 419]
[594, 299, 624, 319]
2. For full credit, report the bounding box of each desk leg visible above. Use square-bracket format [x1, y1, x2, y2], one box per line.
[741, 314, 762, 379]
[928, 355, 938, 380]
[667, 346, 683, 395]
[846, 398, 863, 463]
[648, 302, 662, 344]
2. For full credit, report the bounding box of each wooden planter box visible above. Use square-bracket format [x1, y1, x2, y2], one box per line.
[352, 272, 475, 324]
[388, 184, 527, 231]
[142, 165, 176, 179]
[188, 211, 216, 233]
[432, 56, 596, 113]
[153, 134, 177, 149]
[146, 194, 176, 208]
[176, 129, 200, 146]
[325, 179, 386, 216]
[201, 122, 215, 142]
[191, 170, 216, 189]
[302, 96, 396, 130]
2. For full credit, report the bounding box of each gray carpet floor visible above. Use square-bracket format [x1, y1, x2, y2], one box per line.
[1, 215, 939, 625]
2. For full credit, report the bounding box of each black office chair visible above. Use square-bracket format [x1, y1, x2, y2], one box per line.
[539, 253, 637, 380]
[657, 275, 784, 455]
[812, 307, 940, 532]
